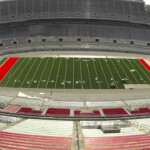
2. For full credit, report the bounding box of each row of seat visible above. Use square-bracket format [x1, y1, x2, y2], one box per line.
[1, 105, 150, 117]
[82, 125, 150, 149]
[84, 134, 150, 150]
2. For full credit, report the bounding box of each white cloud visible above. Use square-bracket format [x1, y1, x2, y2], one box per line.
[144, 0, 150, 5]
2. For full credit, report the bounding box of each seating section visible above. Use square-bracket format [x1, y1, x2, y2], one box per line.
[131, 108, 150, 115]
[45, 108, 70, 116]
[3, 104, 150, 117]
[4, 105, 20, 112]
[74, 110, 101, 117]
[4, 119, 73, 137]
[17, 107, 42, 115]
[0, 116, 21, 123]
[12, 98, 42, 107]
[0, 95, 14, 104]
[87, 101, 124, 108]
[0, 122, 7, 129]
[84, 134, 150, 149]
[103, 108, 129, 116]
[0, 131, 72, 150]
[1, 94, 150, 117]
[45, 101, 83, 108]
[83, 126, 150, 149]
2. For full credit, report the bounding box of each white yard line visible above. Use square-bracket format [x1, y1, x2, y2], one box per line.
[79, 59, 83, 89]
[118, 59, 132, 85]
[86, 61, 92, 89]
[12, 58, 31, 88]
[133, 60, 150, 80]
[117, 60, 132, 85]
[4, 59, 25, 87]
[92, 60, 101, 89]
[20, 58, 37, 88]
[37, 58, 49, 88]
[97, 59, 109, 89]
[46, 58, 55, 88]
[73, 58, 74, 89]
[64, 58, 68, 89]
[122, 59, 139, 84]
[105, 59, 118, 89]
[28, 59, 43, 88]
[54, 58, 62, 89]
[110, 59, 122, 80]
[129, 60, 146, 84]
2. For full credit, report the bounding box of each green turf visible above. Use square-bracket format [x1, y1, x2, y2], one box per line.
[0, 58, 7, 66]
[0, 57, 150, 89]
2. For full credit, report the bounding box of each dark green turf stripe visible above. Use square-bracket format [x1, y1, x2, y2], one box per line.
[113, 59, 130, 84]
[46, 58, 55, 88]
[20, 58, 38, 88]
[23, 58, 43, 88]
[124, 59, 142, 84]
[1, 57, 150, 89]
[99, 59, 116, 88]
[87, 59, 100, 89]
[129, 59, 147, 84]
[94, 59, 109, 89]
[132, 59, 150, 83]
[13, 58, 34, 88]
[122, 59, 140, 84]
[38, 58, 54, 88]
[74, 58, 82, 89]
[0, 58, 7, 66]
[55, 58, 66, 89]
[80, 58, 91, 89]
[65, 58, 73, 89]
[29, 58, 48, 88]
[107, 59, 124, 89]
[134, 60, 150, 84]
[39, 58, 54, 88]
[47, 58, 60, 89]
[119, 59, 138, 84]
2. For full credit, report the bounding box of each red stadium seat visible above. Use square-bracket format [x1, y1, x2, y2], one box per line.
[45, 108, 70, 116]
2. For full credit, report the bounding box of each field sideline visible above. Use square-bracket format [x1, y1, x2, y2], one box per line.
[0, 57, 150, 89]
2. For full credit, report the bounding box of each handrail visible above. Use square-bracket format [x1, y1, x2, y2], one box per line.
[0, 111, 150, 121]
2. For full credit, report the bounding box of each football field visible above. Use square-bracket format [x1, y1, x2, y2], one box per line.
[0, 57, 150, 89]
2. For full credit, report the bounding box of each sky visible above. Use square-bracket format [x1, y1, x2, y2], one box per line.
[144, 0, 150, 5]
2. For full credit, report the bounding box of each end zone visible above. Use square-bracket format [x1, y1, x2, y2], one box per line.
[139, 59, 150, 72]
[0, 57, 20, 82]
